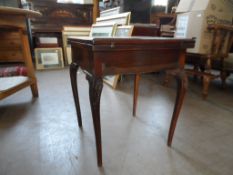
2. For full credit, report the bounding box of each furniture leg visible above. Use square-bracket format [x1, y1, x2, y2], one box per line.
[86, 75, 103, 166]
[163, 73, 172, 87]
[70, 63, 82, 127]
[193, 64, 199, 81]
[167, 69, 188, 146]
[202, 75, 210, 99]
[133, 74, 140, 116]
[220, 71, 230, 89]
[202, 56, 212, 99]
[30, 81, 39, 97]
[20, 29, 39, 98]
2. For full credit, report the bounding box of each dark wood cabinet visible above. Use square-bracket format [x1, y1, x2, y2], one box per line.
[30, 0, 93, 32]
[0, 0, 21, 8]
[28, 0, 93, 60]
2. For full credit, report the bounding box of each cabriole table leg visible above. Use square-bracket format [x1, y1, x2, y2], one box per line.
[167, 69, 188, 146]
[86, 74, 103, 166]
[70, 62, 82, 127]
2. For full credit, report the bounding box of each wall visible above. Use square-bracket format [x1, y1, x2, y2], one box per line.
[99, 0, 151, 22]
[0, 0, 19, 7]
[122, 0, 152, 23]
[82, 0, 93, 4]
[167, 0, 179, 13]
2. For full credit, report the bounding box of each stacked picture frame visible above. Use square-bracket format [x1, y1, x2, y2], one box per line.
[34, 48, 64, 70]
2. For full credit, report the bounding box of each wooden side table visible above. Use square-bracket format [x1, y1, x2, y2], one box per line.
[69, 36, 195, 166]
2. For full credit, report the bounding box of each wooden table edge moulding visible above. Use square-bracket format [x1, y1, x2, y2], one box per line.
[68, 36, 195, 166]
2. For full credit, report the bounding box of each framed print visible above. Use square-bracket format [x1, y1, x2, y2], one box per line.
[90, 23, 117, 37]
[37, 37, 59, 48]
[100, 6, 121, 17]
[96, 12, 131, 25]
[35, 47, 64, 70]
[115, 25, 134, 37]
[103, 75, 120, 89]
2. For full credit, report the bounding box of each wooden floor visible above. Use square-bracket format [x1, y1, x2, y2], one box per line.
[0, 69, 233, 175]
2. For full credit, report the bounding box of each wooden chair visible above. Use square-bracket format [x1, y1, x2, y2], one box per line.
[0, 25, 38, 100]
[213, 25, 233, 88]
[221, 53, 233, 88]
[186, 24, 233, 98]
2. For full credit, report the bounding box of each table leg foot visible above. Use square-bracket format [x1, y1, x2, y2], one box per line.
[166, 69, 188, 146]
[202, 75, 210, 100]
[70, 62, 82, 127]
[86, 74, 103, 166]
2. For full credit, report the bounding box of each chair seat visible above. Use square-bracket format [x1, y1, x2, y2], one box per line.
[224, 53, 233, 70]
[0, 66, 27, 77]
[0, 76, 29, 92]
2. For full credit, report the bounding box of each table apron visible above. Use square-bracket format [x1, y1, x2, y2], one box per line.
[93, 49, 181, 76]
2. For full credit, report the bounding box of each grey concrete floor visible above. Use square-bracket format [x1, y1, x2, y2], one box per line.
[0, 69, 233, 175]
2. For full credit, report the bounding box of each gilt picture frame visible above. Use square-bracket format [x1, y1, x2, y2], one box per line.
[35, 47, 64, 70]
[90, 22, 117, 37]
[115, 25, 134, 37]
